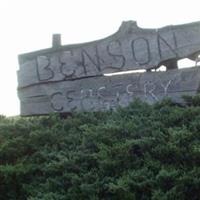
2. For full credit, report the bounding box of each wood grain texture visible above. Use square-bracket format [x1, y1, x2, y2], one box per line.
[18, 21, 200, 88]
[18, 67, 200, 116]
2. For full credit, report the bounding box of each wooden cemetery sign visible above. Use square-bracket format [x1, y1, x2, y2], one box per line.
[17, 21, 200, 115]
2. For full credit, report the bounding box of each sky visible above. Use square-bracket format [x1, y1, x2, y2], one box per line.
[0, 0, 200, 116]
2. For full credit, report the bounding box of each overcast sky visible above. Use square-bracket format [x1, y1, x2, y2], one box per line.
[0, 0, 200, 116]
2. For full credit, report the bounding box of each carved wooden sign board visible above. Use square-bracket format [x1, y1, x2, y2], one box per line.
[18, 21, 200, 115]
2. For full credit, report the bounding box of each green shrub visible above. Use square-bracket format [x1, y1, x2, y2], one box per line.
[0, 97, 200, 199]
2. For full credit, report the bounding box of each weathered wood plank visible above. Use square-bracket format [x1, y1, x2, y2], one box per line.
[18, 21, 200, 88]
[18, 67, 200, 116]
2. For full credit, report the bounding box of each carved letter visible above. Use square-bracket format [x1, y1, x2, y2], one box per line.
[132, 38, 151, 65]
[160, 80, 172, 95]
[59, 51, 76, 78]
[81, 89, 93, 99]
[126, 84, 134, 95]
[107, 40, 126, 69]
[66, 90, 76, 102]
[65, 90, 77, 111]
[81, 46, 101, 75]
[157, 32, 178, 58]
[50, 92, 64, 111]
[36, 56, 54, 81]
[144, 82, 158, 101]
[97, 86, 106, 99]
[112, 83, 123, 102]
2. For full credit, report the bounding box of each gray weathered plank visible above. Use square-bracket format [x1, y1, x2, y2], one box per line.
[18, 67, 200, 116]
[18, 21, 200, 88]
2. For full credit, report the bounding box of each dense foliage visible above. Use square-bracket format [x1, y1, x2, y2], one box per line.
[0, 97, 200, 200]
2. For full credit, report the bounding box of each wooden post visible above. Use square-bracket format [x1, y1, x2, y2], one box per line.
[52, 34, 61, 48]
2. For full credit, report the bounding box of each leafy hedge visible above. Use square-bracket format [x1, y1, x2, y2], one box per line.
[0, 97, 200, 200]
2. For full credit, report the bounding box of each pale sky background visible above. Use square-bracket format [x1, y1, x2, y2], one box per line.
[0, 0, 200, 116]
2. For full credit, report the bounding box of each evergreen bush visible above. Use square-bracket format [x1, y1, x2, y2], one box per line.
[0, 97, 200, 199]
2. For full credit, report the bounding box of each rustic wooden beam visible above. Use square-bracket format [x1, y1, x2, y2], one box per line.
[18, 67, 200, 116]
[18, 21, 200, 88]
